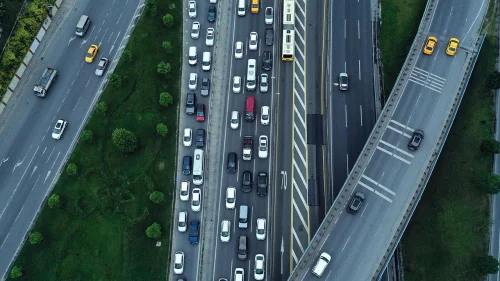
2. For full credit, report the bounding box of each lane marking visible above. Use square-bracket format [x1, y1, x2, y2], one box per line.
[293, 178, 308, 209]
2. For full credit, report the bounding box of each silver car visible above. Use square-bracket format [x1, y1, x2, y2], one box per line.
[206, 27, 215, 46]
[339, 72, 348, 91]
[260, 73, 268, 93]
[191, 21, 200, 39]
[95, 58, 109, 76]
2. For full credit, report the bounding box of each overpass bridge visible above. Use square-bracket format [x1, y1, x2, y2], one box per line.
[288, 0, 489, 280]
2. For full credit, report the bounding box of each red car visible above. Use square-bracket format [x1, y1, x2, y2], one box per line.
[196, 104, 205, 122]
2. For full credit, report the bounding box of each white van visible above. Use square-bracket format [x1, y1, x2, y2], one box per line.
[312, 252, 331, 277]
[202, 51, 211, 71]
[188, 46, 197, 65]
[238, 205, 248, 228]
[75, 15, 91, 37]
[246, 59, 256, 91]
[237, 0, 246, 16]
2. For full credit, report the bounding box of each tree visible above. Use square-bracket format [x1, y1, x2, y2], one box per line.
[162, 13, 174, 28]
[156, 123, 168, 137]
[81, 130, 94, 142]
[162, 41, 172, 53]
[48, 194, 60, 208]
[149, 191, 165, 203]
[479, 173, 500, 194]
[146, 222, 162, 238]
[96, 101, 108, 115]
[159, 92, 173, 107]
[146, 0, 157, 15]
[112, 128, 138, 153]
[10, 266, 22, 279]
[67, 163, 78, 176]
[157, 61, 171, 74]
[29, 231, 43, 244]
[486, 71, 500, 89]
[475, 255, 499, 276]
[109, 73, 122, 86]
[122, 50, 132, 62]
[481, 139, 500, 154]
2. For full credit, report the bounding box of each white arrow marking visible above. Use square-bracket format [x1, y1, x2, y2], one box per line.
[44, 171, 52, 183]
[30, 166, 37, 178]
[281, 237, 284, 274]
[0, 157, 9, 168]
[68, 36, 77, 46]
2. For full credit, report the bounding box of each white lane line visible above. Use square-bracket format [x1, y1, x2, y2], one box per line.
[358, 60, 361, 80]
[295, 41, 305, 60]
[379, 140, 414, 158]
[376, 146, 411, 165]
[341, 237, 351, 252]
[358, 181, 393, 203]
[292, 228, 306, 253]
[407, 78, 443, 93]
[292, 249, 299, 263]
[294, 85, 306, 109]
[386, 125, 413, 138]
[345, 104, 348, 127]
[360, 105, 363, 126]
[361, 174, 396, 196]
[295, 27, 305, 45]
[293, 178, 308, 209]
[358, 20, 360, 39]
[346, 154, 349, 175]
[294, 142, 307, 165]
[344, 19, 347, 39]
[294, 61, 305, 79]
[295, 0, 305, 17]
[294, 106, 307, 127]
[293, 159, 308, 187]
[294, 123, 307, 146]
[295, 14, 305, 31]
[389, 119, 414, 132]
[292, 199, 309, 235]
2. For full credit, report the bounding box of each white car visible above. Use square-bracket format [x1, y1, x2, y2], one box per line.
[261, 106, 270, 125]
[233, 76, 242, 93]
[52, 119, 68, 140]
[256, 218, 266, 240]
[230, 111, 240, 129]
[260, 73, 268, 93]
[174, 251, 185, 274]
[188, 1, 197, 18]
[180, 180, 190, 201]
[183, 128, 192, 147]
[226, 186, 236, 209]
[189, 73, 198, 90]
[191, 21, 200, 39]
[220, 220, 231, 242]
[265, 7, 273, 24]
[258, 135, 268, 159]
[206, 27, 215, 46]
[254, 254, 265, 280]
[191, 188, 202, 212]
[235, 268, 244, 280]
[95, 58, 108, 76]
[210, 0, 216, 3]
[178, 211, 188, 232]
[235, 41, 243, 59]
[249, 32, 258, 51]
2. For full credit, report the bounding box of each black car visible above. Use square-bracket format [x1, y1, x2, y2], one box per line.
[347, 192, 365, 214]
[227, 152, 238, 174]
[208, 5, 216, 22]
[188, 219, 200, 244]
[408, 129, 424, 151]
[257, 172, 268, 196]
[186, 92, 196, 115]
[182, 155, 192, 175]
[262, 51, 272, 71]
[201, 78, 210, 96]
[195, 128, 206, 148]
[242, 170, 252, 192]
[265, 28, 273, 46]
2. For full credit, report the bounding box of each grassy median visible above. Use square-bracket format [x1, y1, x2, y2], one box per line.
[8, 0, 181, 280]
[381, 0, 497, 280]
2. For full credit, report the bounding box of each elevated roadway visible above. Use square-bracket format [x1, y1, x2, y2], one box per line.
[288, 0, 488, 280]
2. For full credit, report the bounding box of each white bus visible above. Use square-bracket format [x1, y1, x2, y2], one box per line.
[281, 0, 295, 61]
[193, 149, 204, 185]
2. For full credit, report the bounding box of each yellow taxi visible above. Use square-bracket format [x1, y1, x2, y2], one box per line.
[446, 38, 460, 56]
[251, 0, 259, 13]
[85, 44, 99, 63]
[423, 36, 437, 55]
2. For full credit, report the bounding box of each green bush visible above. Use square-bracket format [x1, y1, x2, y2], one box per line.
[156, 123, 168, 137]
[112, 128, 138, 153]
[149, 191, 165, 203]
[10, 266, 22, 279]
[481, 139, 500, 154]
[109, 73, 122, 86]
[162, 40, 172, 53]
[157, 61, 171, 74]
[122, 50, 132, 62]
[162, 13, 174, 28]
[81, 130, 94, 142]
[146, 222, 162, 238]
[48, 194, 60, 208]
[96, 101, 108, 115]
[29, 231, 43, 244]
[146, 0, 157, 15]
[475, 255, 499, 276]
[66, 163, 78, 176]
[159, 92, 173, 107]
[479, 173, 500, 194]
[486, 71, 500, 89]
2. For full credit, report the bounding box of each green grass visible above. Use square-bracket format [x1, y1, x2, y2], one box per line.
[379, 0, 498, 280]
[7, 0, 181, 280]
[0, 0, 25, 51]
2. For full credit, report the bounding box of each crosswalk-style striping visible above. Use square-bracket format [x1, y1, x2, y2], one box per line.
[408, 66, 446, 93]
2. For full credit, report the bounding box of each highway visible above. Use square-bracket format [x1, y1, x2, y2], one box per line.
[288, 0, 488, 280]
[0, 0, 142, 279]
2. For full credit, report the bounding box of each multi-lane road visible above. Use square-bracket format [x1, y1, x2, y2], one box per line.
[0, 0, 142, 279]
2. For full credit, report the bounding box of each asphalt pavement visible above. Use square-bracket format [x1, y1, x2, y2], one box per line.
[0, 0, 142, 279]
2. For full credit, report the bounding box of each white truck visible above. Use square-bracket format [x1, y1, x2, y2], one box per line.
[34, 67, 57, 97]
[242, 136, 253, 161]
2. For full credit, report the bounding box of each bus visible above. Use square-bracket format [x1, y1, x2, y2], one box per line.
[282, 0, 295, 61]
[193, 149, 204, 186]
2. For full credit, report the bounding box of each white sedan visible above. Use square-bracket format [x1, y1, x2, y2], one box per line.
[178, 211, 188, 232]
[258, 135, 268, 159]
[183, 128, 192, 147]
[220, 220, 231, 242]
[180, 180, 190, 201]
[188, 1, 197, 18]
[234, 41, 243, 59]
[226, 186, 236, 209]
[249, 32, 258, 51]
[233, 76, 242, 93]
[256, 218, 266, 240]
[52, 119, 68, 140]
[191, 188, 201, 212]
[95, 58, 108, 76]
[206, 27, 215, 46]
[189, 73, 198, 91]
[174, 251, 185, 274]
[260, 106, 270, 125]
[191, 21, 200, 39]
[254, 254, 265, 280]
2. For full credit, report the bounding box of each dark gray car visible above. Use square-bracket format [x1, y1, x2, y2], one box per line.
[242, 170, 252, 192]
[186, 92, 196, 114]
[408, 129, 424, 151]
[201, 78, 210, 96]
[196, 128, 206, 148]
[265, 28, 273, 46]
[238, 236, 247, 260]
[347, 192, 365, 214]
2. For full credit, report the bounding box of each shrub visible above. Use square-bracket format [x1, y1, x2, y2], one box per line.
[67, 163, 78, 176]
[162, 40, 172, 53]
[122, 50, 132, 62]
[10, 266, 22, 279]
[109, 73, 122, 86]
[48, 194, 60, 208]
[149, 191, 165, 203]
[96, 101, 108, 115]
[475, 255, 499, 276]
[486, 71, 500, 89]
[480, 139, 500, 154]
[162, 13, 174, 28]
[156, 123, 168, 137]
[146, 222, 162, 238]
[478, 173, 500, 194]
[81, 130, 94, 142]
[146, 0, 157, 15]
[159, 92, 173, 107]
[157, 61, 171, 74]
[29, 232, 43, 244]
[112, 128, 138, 153]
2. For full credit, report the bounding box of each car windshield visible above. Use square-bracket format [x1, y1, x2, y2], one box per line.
[256, 268, 263, 274]
[260, 146, 266, 151]
[179, 221, 186, 227]
[258, 228, 264, 234]
[222, 231, 229, 237]
[86, 52, 93, 58]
